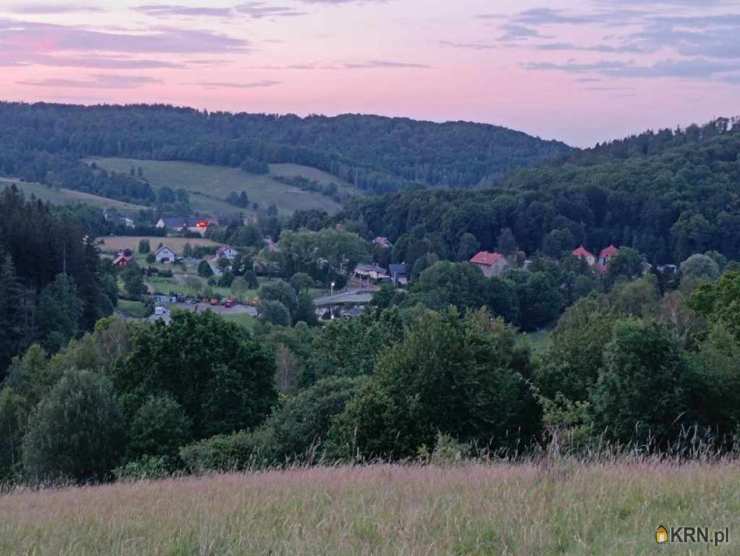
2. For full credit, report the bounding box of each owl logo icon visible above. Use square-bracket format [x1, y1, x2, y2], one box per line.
[656, 525, 669, 544]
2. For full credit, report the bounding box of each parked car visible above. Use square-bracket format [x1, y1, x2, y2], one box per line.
[223, 298, 235, 308]
[210, 298, 220, 306]
[154, 306, 167, 316]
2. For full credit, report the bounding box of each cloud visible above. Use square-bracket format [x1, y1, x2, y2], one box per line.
[533, 42, 646, 54]
[0, 52, 182, 69]
[499, 23, 549, 41]
[7, 3, 103, 14]
[18, 74, 162, 89]
[134, 5, 233, 17]
[194, 80, 282, 89]
[439, 40, 496, 51]
[525, 58, 740, 80]
[0, 18, 248, 54]
[234, 2, 305, 18]
[343, 60, 430, 69]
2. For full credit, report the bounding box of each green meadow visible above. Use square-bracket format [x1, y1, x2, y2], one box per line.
[88, 158, 356, 215]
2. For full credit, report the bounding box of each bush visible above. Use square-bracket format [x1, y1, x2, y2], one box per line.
[117, 311, 276, 440]
[138, 239, 151, 254]
[327, 309, 541, 460]
[290, 272, 315, 292]
[113, 455, 171, 482]
[22, 370, 124, 483]
[260, 300, 292, 326]
[180, 427, 277, 472]
[128, 395, 192, 461]
[198, 260, 214, 278]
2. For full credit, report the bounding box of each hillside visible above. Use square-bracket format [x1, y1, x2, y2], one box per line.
[87, 158, 347, 216]
[345, 118, 740, 264]
[0, 178, 147, 213]
[0, 102, 573, 197]
[1, 463, 736, 554]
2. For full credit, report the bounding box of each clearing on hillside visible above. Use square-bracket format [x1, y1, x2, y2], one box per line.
[0, 178, 148, 213]
[0, 462, 737, 555]
[87, 158, 356, 216]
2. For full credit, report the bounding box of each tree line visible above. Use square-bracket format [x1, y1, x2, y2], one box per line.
[0, 187, 114, 379]
[1, 262, 738, 484]
[0, 102, 571, 195]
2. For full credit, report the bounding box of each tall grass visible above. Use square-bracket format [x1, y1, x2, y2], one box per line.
[1, 459, 737, 555]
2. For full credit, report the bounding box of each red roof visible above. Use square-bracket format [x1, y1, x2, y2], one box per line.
[572, 246, 594, 259]
[470, 251, 505, 266]
[600, 245, 619, 258]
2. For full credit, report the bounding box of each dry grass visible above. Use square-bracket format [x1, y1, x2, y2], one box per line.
[1, 462, 737, 555]
[99, 236, 222, 255]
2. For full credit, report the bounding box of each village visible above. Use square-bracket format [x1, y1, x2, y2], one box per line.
[101, 210, 644, 327]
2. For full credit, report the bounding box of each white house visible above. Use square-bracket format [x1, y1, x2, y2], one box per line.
[154, 245, 177, 264]
[353, 263, 389, 281]
[216, 245, 239, 260]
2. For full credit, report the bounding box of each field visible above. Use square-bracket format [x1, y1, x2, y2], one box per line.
[0, 178, 148, 213]
[0, 461, 736, 555]
[99, 236, 222, 255]
[87, 158, 355, 216]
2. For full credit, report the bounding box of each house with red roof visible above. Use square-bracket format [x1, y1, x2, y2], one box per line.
[572, 246, 596, 267]
[598, 245, 619, 268]
[470, 251, 510, 278]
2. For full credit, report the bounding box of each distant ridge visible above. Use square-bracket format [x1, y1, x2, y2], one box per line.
[0, 101, 573, 195]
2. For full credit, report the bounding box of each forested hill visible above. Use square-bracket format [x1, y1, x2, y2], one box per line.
[0, 102, 571, 195]
[344, 118, 740, 265]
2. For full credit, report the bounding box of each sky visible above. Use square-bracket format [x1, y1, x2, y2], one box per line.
[1, 0, 739, 146]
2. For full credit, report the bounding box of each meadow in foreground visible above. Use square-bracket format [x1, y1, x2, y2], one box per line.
[1, 461, 737, 555]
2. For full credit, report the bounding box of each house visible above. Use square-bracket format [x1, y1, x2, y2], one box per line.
[353, 263, 389, 282]
[113, 253, 133, 268]
[155, 216, 213, 236]
[215, 245, 239, 260]
[373, 236, 392, 249]
[154, 245, 177, 264]
[597, 245, 619, 270]
[470, 251, 510, 278]
[572, 246, 596, 267]
[389, 263, 408, 286]
[264, 238, 280, 253]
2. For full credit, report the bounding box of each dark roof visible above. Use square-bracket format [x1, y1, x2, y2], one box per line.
[389, 264, 408, 275]
[161, 216, 200, 228]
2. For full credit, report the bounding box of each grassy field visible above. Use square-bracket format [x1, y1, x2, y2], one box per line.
[99, 236, 222, 255]
[116, 299, 150, 319]
[0, 178, 148, 213]
[0, 461, 736, 554]
[88, 158, 354, 215]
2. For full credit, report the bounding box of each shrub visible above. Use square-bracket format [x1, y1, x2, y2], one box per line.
[128, 395, 192, 461]
[22, 370, 124, 483]
[113, 455, 171, 482]
[198, 260, 214, 278]
[261, 300, 292, 326]
[180, 427, 277, 472]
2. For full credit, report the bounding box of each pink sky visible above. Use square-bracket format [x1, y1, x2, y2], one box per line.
[1, 0, 739, 146]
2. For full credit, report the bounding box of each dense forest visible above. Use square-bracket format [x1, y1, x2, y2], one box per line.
[0, 187, 114, 378]
[343, 118, 740, 265]
[0, 102, 571, 196]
